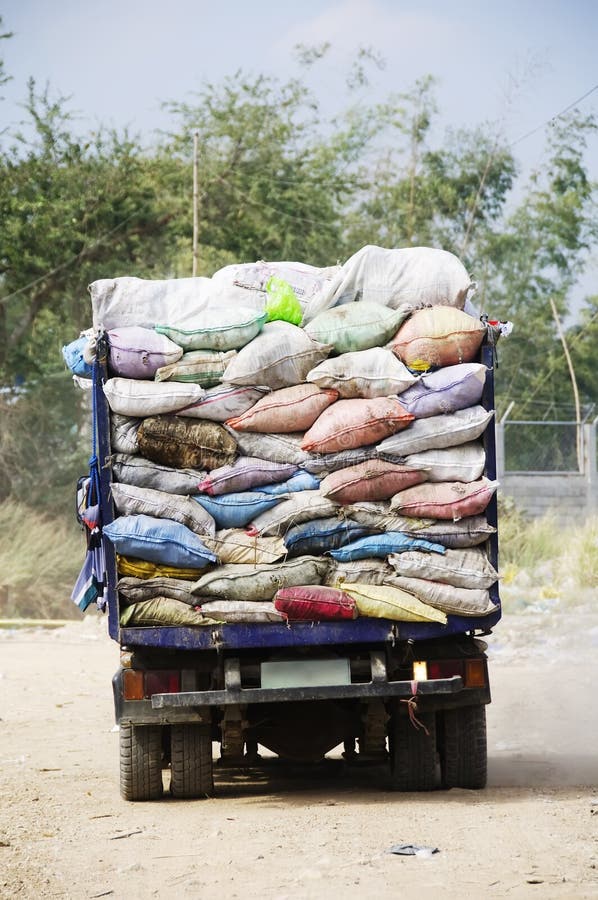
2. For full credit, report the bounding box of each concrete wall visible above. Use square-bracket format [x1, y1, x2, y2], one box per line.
[496, 423, 598, 521]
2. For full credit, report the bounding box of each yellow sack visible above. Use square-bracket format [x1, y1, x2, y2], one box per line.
[116, 555, 205, 581]
[341, 582, 447, 624]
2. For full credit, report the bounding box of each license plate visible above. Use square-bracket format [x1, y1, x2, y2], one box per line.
[260, 658, 351, 689]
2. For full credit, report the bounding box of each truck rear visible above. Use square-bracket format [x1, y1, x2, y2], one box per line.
[85, 332, 501, 800]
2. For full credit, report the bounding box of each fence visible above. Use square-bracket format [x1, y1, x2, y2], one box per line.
[496, 420, 598, 520]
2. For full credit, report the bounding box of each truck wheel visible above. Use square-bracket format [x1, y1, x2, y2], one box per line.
[120, 723, 163, 802]
[389, 711, 437, 791]
[440, 704, 487, 789]
[170, 724, 214, 799]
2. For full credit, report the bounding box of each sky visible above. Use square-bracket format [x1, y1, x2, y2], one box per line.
[2, 0, 597, 304]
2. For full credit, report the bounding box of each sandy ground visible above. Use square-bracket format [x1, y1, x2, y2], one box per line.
[1, 609, 597, 900]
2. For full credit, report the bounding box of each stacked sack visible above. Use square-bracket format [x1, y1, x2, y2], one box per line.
[65, 246, 500, 628]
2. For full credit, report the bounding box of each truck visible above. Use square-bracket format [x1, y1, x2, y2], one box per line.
[88, 328, 501, 802]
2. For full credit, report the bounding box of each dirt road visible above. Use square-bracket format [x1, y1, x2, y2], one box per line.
[1, 611, 597, 900]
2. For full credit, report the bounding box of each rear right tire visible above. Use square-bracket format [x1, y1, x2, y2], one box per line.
[389, 710, 437, 791]
[440, 704, 487, 789]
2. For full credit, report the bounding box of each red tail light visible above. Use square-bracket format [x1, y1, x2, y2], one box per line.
[145, 670, 180, 696]
[427, 660, 464, 680]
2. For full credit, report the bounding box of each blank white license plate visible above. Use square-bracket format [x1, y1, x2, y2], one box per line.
[260, 658, 351, 689]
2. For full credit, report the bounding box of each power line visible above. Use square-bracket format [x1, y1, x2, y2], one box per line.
[509, 83, 598, 149]
[0, 210, 139, 306]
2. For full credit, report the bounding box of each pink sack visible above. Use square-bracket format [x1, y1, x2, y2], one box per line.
[274, 585, 358, 620]
[227, 384, 338, 433]
[388, 306, 486, 371]
[390, 477, 498, 521]
[320, 459, 427, 504]
[302, 397, 414, 454]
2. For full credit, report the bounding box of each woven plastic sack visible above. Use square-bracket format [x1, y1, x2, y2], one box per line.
[225, 429, 312, 467]
[155, 349, 236, 388]
[103, 514, 217, 568]
[117, 576, 195, 605]
[155, 307, 266, 352]
[197, 457, 298, 496]
[120, 598, 217, 627]
[328, 531, 446, 562]
[107, 326, 183, 379]
[192, 491, 282, 530]
[389, 306, 486, 371]
[398, 363, 488, 418]
[264, 277, 302, 325]
[226, 383, 338, 434]
[111, 482, 216, 536]
[404, 443, 486, 483]
[274, 586, 357, 621]
[176, 384, 270, 422]
[103, 377, 204, 417]
[259, 471, 321, 495]
[112, 453, 206, 495]
[190, 556, 330, 602]
[300, 445, 380, 475]
[390, 477, 498, 521]
[62, 336, 94, 378]
[247, 490, 339, 537]
[89, 275, 213, 331]
[320, 459, 427, 504]
[389, 546, 499, 589]
[208, 259, 341, 324]
[283, 516, 375, 556]
[304, 302, 410, 354]
[377, 406, 494, 457]
[307, 347, 417, 399]
[110, 415, 140, 455]
[342, 501, 435, 533]
[203, 529, 287, 565]
[116, 554, 206, 581]
[302, 397, 414, 454]
[341, 582, 447, 623]
[319, 245, 473, 310]
[137, 416, 237, 471]
[385, 574, 496, 616]
[326, 558, 393, 586]
[345, 506, 495, 548]
[197, 600, 287, 623]
[223, 321, 331, 390]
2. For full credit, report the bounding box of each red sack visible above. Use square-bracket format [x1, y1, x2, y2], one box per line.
[274, 585, 358, 621]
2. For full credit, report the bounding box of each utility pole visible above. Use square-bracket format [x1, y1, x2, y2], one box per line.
[192, 132, 199, 277]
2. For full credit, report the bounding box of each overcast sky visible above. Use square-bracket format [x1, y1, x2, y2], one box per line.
[2, 0, 597, 304]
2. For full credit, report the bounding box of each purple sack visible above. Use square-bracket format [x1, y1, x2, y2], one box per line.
[399, 363, 488, 418]
[108, 326, 183, 379]
[197, 456, 298, 496]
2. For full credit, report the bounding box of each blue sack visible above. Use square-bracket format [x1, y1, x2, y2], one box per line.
[103, 514, 217, 568]
[258, 471, 321, 496]
[328, 531, 446, 562]
[62, 336, 94, 378]
[192, 491, 281, 529]
[284, 516, 375, 556]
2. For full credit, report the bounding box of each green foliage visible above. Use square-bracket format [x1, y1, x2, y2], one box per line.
[0, 500, 84, 619]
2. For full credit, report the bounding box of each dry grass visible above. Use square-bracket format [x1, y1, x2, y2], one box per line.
[0, 500, 85, 620]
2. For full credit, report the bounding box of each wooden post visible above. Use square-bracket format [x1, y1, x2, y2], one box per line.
[192, 131, 199, 277]
[549, 296, 582, 472]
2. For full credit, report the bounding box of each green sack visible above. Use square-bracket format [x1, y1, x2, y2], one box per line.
[264, 277, 303, 325]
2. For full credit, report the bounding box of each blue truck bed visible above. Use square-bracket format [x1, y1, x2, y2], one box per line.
[96, 343, 501, 650]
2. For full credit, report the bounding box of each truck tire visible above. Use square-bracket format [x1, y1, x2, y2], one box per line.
[440, 704, 487, 789]
[389, 711, 437, 792]
[120, 723, 163, 802]
[170, 724, 214, 799]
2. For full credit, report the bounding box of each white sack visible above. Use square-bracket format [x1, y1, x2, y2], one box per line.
[90, 275, 214, 331]
[320, 245, 473, 310]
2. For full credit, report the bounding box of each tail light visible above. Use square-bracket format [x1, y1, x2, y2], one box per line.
[123, 669, 180, 700]
[426, 660, 464, 680]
